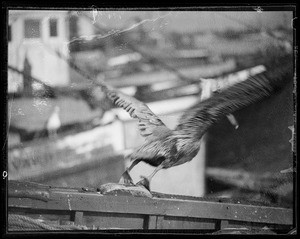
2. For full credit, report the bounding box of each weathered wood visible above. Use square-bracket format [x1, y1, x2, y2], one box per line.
[74, 211, 84, 225]
[219, 220, 229, 229]
[156, 216, 164, 229]
[146, 215, 158, 229]
[8, 181, 293, 226]
[162, 216, 217, 230]
[83, 212, 144, 229]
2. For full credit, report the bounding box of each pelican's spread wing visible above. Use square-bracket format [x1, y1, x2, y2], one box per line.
[174, 62, 292, 143]
[105, 86, 169, 140]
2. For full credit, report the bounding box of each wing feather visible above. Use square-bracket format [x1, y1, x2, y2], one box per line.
[104, 86, 170, 140]
[174, 62, 293, 144]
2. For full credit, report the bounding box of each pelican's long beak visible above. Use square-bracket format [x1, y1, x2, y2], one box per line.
[226, 113, 239, 129]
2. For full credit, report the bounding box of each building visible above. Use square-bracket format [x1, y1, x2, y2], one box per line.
[8, 10, 71, 93]
[8, 10, 292, 93]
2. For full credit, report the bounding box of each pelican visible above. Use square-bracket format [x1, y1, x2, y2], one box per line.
[101, 61, 292, 191]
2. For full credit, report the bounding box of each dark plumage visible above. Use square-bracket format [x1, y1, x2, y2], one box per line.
[103, 60, 292, 191]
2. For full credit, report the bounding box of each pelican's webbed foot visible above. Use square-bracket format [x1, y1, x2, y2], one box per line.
[136, 176, 150, 191]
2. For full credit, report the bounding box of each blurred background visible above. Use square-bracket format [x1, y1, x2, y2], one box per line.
[7, 10, 294, 207]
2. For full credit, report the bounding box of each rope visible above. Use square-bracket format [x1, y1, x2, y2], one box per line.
[8, 214, 89, 231]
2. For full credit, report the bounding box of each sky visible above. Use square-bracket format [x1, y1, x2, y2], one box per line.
[9, 9, 293, 34]
[85, 10, 293, 32]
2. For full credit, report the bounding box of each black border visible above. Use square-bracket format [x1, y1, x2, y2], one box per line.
[1, 1, 298, 238]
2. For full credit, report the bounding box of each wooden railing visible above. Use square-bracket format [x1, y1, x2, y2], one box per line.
[7, 180, 293, 233]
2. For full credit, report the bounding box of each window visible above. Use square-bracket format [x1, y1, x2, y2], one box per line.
[8, 25, 11, 42]
[49, 19, 58, 37]
[24, 19, 41, 38]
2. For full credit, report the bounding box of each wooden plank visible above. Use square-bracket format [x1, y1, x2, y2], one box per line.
[9, 207, 72, 225]
[74, 211, 84, 225]
[162, 216, 217, 230]
[219, 220, 229, 229]
[146, 215, 157, 229]
[156, 216, 164, 229]
[8, 189, 293, 226]
[219, 220, 293, 232]
[83, 212, 144, 229]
